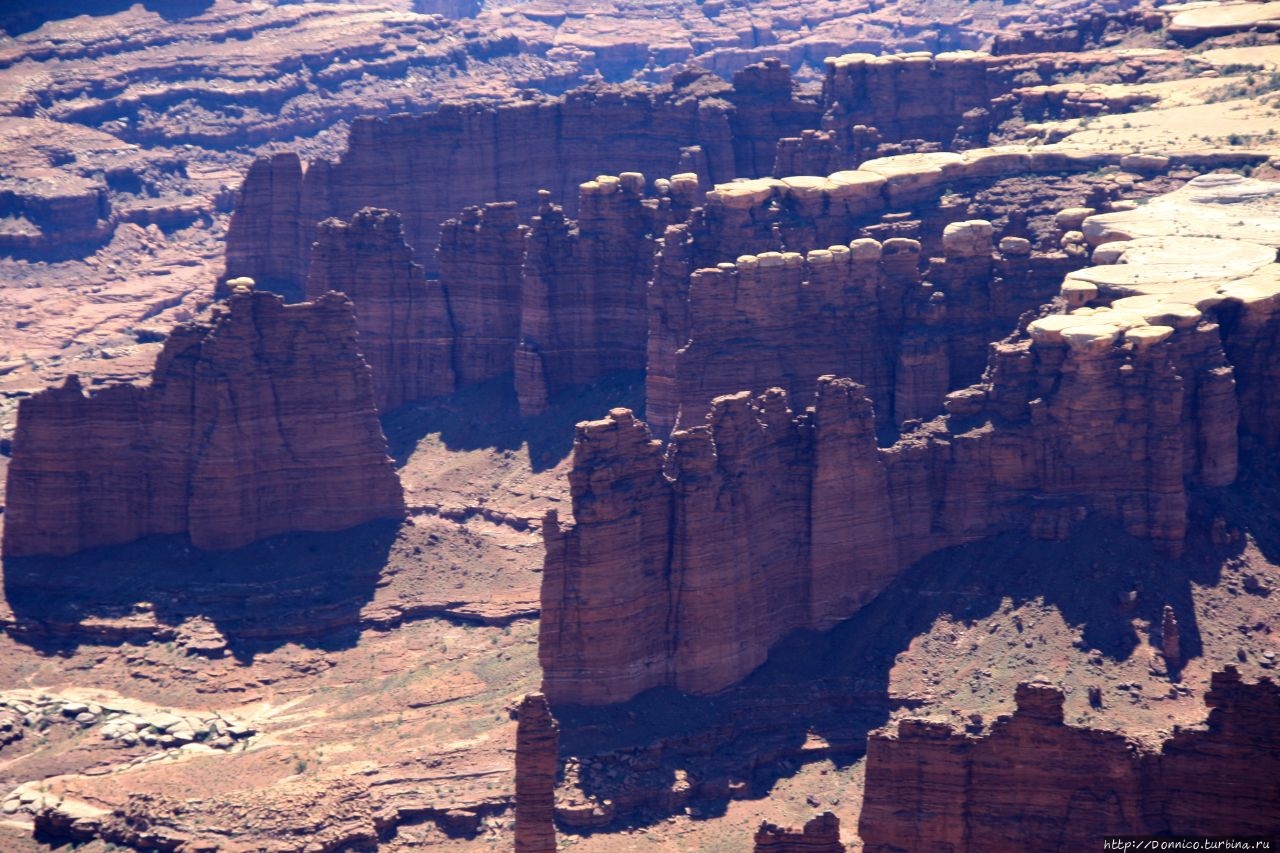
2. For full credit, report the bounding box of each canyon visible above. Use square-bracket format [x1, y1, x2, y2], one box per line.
[2, 1, 1280, 852]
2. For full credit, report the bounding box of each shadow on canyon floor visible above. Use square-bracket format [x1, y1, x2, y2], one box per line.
[1, 518, 400, 661]
[557, 510, 1241, 831]
[382, 371, 646, 473]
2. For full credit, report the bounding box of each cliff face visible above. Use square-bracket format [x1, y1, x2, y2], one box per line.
[858, 670, 1280, 852]
[3, 287, 405, 557]
[655, 225, 1066, 436]
[540, 211, 1280, 702]
[538, 165, 1280, 704]
[306, 208, 456, 413]
[302, 178, 676, 417]
[223, 70, 755, 291]
[516, 176, 668, 416]
[436, 201, 528, 389]
[643, 146, 1163, 436]
[227, 50, 1169, 295]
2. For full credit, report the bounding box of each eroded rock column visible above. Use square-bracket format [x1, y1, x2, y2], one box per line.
[515, 693, 559, 853]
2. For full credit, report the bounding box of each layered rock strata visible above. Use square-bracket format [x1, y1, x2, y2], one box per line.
[858, 670, 1280, 852]
[3, 286, 405, 557]
[224, 68, 772, 289]
[515, 693, 560, 853]
[645, 145, 1159, 435]
[541, 176, 1280, 703]
[652, 219, 1066, 435]
[754, 812, 845, 852]
[516, 176, 664, 415]
[436, 201, 528, 389]
[302, 177, 683, 417]
[306, 208, 456, 413]
[224, 48, 1187, 291]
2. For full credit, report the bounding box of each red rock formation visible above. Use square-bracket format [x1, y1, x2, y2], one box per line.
[754, 812, 845, 853]
[306, 207, 456, 413]
[515, 692, 560, 853]
[858, 670, 1280, 852]
[223, 72, 746, 291]
[228, 50, 1172, 294]
[816, 51, 1030, 161]
[435, 201, 527, 388]
[542, 276, 1247, 701]
[221, 152, 307, 298]
[650, 225, 1069, 435]
[3, 286, 405, 557]
[516, 175, 658, 416]
[666, 389, 812, 694]
[726, 58, 823, 179]
[540, 409, 673, 705]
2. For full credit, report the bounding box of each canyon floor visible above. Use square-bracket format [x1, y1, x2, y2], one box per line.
[2, 2, 1280, 851]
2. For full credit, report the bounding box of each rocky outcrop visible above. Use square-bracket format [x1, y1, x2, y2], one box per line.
[303, 178, 676, 417]
[223, 71, 751, 290]
[819, 51, 1005, 152]
[754, 812, 845, 852]
[541, 196, 1280, 701]
[436, 201, 528, 388]
[221, 152, 308, 298]
[223, 49, 1178, 293]
[726, 58, 823, 179]
[3, 286, 405, 557]
[643, 145, 1213, 436]
[540, 409, 673, 705]
[515, 693, 560, 853]
[648, 220, 1077, 435]
[858, 670, 1280, 852]
[36, 779, 380, 853]
[516, 176, 662, 416]
[306, 207, 456, 413]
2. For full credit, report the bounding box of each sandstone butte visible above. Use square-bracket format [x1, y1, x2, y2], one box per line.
[2, 283, 405, 557]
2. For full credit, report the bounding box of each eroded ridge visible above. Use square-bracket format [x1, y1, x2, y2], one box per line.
[538, 171, 1280, 705]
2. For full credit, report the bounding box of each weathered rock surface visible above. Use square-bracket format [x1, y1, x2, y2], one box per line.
[541, 172, 1280, 703]
[657, 224, 1067, 435]
[859, 669, 1280, 852]
[0, 117, 197, 258]
[517, 177, 664, 416]
[645, 146, 1168, 435]
[3, 287, 405, 556]
[515, 693, 560, 853]
[540, 409, 673, 705]
[223, 45, 1187, 292]
[754, 811, 845, 852]
[437, 202, 528, 389]
[307, 207, 456, 413]
[302, 178, 675, 416]
[224, 70, 751, 288]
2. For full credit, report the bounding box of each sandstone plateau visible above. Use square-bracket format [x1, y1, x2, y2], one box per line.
[3, 2, 1280, 852]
